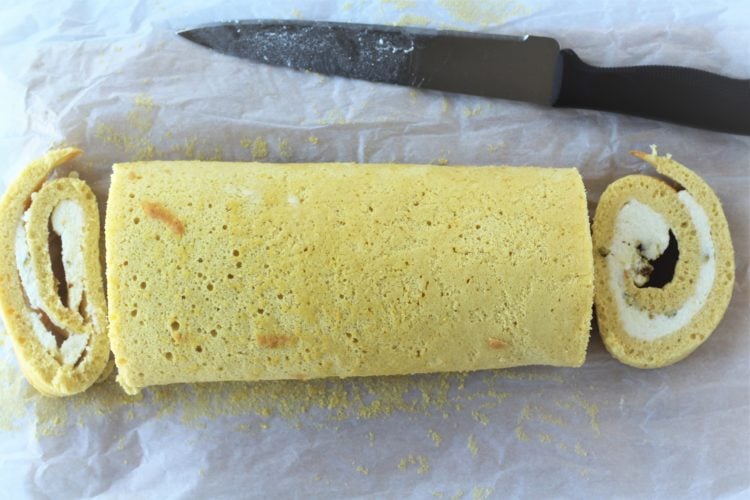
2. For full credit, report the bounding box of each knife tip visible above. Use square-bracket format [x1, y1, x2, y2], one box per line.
[176, 27, 210, 48]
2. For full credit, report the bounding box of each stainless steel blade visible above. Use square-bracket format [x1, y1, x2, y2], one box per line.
[179, 20, 561, 105]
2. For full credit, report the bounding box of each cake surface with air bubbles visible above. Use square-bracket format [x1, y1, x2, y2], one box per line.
[105, 160, 595, 394]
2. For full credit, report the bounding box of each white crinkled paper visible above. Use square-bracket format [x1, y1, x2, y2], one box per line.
[0, 0, 748, 497]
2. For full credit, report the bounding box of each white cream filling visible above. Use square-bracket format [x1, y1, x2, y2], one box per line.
[60, 333, 89, 366]
[24, 312, 88, 365]
[608, 200, 671, 287]
[607, 193, 716, 341]
[51, 200, 88, 319]
[26, 310, 58, 351]
[15, 217, 45, 311]
[15, 201, 91, 365]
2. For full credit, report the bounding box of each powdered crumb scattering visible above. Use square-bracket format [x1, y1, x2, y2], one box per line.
[0, 361, 28, 431]
[398, 454, 430, 474]
[395, 14, 432, 26]
[355, 465, 369, 475]
[428, 428, 443, 446]
[437, 0, 528, 26]
[472, 487, 494, 500]
[467, 434, 478, 456]
[251, 137, 269, 160]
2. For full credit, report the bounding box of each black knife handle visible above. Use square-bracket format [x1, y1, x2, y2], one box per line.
[552, 48, 750, 135]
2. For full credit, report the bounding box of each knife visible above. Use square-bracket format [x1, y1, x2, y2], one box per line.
[178, 20, 750, 135]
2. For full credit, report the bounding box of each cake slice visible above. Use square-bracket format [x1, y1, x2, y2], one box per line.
[592, 147, 735, 368]
[0, 149, 111, 396]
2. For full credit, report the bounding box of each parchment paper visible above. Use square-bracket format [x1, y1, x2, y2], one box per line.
[1, 1, 748, 498]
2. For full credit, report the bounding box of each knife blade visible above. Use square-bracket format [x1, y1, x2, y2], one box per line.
[179, 20, 750, 135]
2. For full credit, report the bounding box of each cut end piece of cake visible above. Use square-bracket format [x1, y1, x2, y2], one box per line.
[592, 147, 735, 368]
[0, 148, 111, 396]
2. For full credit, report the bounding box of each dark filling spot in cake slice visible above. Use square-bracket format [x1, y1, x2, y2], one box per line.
[73, 350, 87, 368]
[78, 291, 89, 323]
[48, 219, 69, 308]
[38, 310, 69, 349]
[640, 230, 679, 288]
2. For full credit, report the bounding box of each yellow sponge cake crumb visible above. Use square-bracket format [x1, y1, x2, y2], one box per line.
[106, 161, 594, 394]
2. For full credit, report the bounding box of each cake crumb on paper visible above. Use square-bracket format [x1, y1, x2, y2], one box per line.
[395, 14, 431, 26]
[381, 0, 417, 9]
[472, 486, 493, 500]
[467, 434, 478, 456]
[471, 410, 490, 425]
[515, 425, 529, 442]
[398, 454, 430, 474]
[428, 428, 443, 446]
[574, 392, 601, 436]
[537, 433, 553, 444]
[252, 137, 269, 160]
[355, 464, 369, 475]
[575, 442, 589, 457]
[279, 138, 293, 160]
[463, 105, 482, 117]
[438, 0, 527, 27]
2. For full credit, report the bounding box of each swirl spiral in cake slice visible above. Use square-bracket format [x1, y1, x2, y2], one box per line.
[0, 149, 111, 396]
[592, 147, 735, 368]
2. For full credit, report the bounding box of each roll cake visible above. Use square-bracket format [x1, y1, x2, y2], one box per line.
[592, 147, 735, 368]
[0, 149, 111, 396]
[106, 161, 594, 394]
